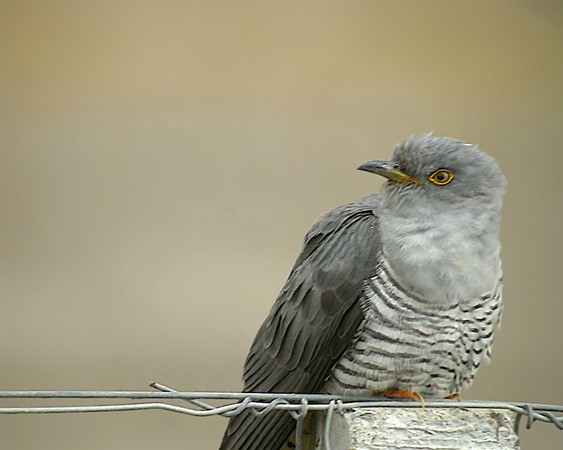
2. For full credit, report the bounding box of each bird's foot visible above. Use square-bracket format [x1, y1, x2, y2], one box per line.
[444, 392, 461, 401]
[372, 389, 424, 406]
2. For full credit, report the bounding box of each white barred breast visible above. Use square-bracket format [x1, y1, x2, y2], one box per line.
[324, 257, 503, 397]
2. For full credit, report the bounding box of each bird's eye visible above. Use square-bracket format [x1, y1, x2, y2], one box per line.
[428, 169, 453, 186]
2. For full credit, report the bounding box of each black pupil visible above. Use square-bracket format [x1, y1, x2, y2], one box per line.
[436, 172, 446, 181]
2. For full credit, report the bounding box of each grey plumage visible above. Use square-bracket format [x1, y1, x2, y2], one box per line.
[220, 133, 505, 450]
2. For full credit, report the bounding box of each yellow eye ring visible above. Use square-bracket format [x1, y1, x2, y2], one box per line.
[428, 169, 454, 186]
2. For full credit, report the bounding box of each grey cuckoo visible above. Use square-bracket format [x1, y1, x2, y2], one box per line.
[220, 133, 505, 450]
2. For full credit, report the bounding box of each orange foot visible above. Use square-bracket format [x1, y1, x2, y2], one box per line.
[373, 389, 425, 406]
[444, 393, 462, 401]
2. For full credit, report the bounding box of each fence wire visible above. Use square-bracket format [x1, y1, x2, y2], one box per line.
[1, 384, 561, 450]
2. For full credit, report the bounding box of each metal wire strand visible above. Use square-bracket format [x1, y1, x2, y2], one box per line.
[1, 389, 561, 435]
[324, 399, 336, 450]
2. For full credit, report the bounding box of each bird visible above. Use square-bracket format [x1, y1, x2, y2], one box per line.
[219, 133, 506, 450]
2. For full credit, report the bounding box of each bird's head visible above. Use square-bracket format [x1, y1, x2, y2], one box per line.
[358, 133, 505, 214]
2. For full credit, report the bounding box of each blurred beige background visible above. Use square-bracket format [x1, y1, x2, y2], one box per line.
[1, 1, 562, 449]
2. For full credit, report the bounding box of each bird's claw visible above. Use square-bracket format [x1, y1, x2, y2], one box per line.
[372, 389, 425, 406]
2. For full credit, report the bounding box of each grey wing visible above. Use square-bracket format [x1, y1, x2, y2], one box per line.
[220, 195, 382, 450]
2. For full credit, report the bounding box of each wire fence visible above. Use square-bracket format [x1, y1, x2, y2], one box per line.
[1, 383, 561, 450]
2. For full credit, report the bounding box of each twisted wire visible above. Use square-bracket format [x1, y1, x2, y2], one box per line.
[1, 389, 561, 434]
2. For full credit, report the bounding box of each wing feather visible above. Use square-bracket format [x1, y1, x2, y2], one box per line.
[219, 194, 382, 450]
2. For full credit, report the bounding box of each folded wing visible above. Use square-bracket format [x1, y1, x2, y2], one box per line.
[220, 195, 382, 450]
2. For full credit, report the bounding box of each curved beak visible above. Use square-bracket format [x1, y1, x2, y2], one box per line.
[357, 160, 421, 186]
